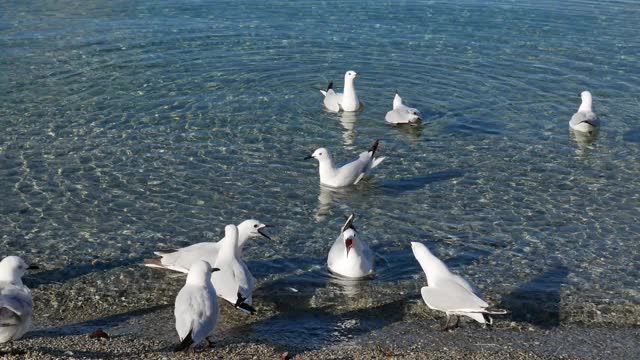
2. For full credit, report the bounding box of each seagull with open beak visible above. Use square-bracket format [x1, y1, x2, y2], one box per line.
[327, 214, 375, 279]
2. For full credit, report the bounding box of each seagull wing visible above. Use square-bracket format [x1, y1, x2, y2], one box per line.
[0, 285, 32, 319]
[323, 90, 343, 112]
[421, 282, 488, 313]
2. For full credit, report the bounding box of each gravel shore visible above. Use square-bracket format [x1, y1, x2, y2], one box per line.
[2, 263, 637, 359]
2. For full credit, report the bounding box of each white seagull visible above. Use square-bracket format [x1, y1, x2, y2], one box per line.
[144, 220, 271, 274]
[569, 91, 599, 134]
[212, 224, 256, 314]
[411, 242, 507, 330]
[327, 214, 374, 279]
[385, 91, 423, 125]
[174, 260, 219, 352]
[0, 256, 36, 344]
[320, 70, 361, 112]
[305, 139, 386, 188]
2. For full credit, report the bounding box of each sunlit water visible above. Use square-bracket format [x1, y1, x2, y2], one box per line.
[1, 0, 639, 347]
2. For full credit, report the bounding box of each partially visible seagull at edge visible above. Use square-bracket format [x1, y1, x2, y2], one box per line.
[144, 220, 271, 274]
[305, 139, 385, 188]
[569, 90, 599, 134]
[411, 242, 508, 330]
[327, 213, 375, 279]
[320, 70, 361, 112]
[385, 91, 423, 125]
[0, 256, 37, 344]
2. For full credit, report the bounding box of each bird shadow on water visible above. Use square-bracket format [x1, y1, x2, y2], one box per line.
[498, 264, 569, 328]
[377, 169, 465, 195]
[623, 127, 640, 143]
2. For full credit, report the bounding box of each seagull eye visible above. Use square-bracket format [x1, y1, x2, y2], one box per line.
[319, 153, 322, 156]
[253, 224, 258, 228]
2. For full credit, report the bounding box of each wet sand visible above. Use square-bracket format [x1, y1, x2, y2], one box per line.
[2, 264, 638, 359]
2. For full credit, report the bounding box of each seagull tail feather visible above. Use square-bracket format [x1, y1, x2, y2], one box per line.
[368, 139, 380, 157]
[484, 307, 509, 315]
[174, 330, 193, 352]
[371, 156, 385, 169]
[143, 258, 165, 269]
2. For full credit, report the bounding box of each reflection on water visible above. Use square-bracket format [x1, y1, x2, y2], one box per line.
[570, 128, 599, 156]
[339, 111, 358, 147]
[315, 185, 354, 222]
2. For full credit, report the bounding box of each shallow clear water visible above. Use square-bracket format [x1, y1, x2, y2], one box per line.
[1, 0, 639, 345]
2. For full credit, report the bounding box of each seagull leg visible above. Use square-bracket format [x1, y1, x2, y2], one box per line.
[441, 314, 451, 331]
[453, 315, 461, 329]
[205, 337, 215, 350]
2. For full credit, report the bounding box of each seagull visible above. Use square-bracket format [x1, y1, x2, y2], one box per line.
[0, 256, 37, 344]
[212, 224, 256, 314]
[410, 242, 507, 330]
[569, 91, 599, 134]
[144, 220, 271, 274]
[304, 139, 386, 188]
[174, 260, 219, 352]
[327, 214, 374, 279]
[320, 70, 361, 112]
[385, 91, 423, 125]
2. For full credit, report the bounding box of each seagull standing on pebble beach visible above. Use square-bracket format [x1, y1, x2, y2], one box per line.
[0, 256, 37, 344]
[212, 225, 256, 314]
[174, 260, 219, 352]
[144, 220, 271, 274]
[411, 242, 508, 330]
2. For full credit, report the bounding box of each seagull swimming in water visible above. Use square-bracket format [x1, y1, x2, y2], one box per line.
[385, 91, 423, 125]
[411, 242, 508, 330]
[212, 224, 256, 314]
[305, 139, 385, 188]
[0, 256, 37, 344]
[144, 220, 271, 274]
[569, 91, 599, 134]
[327, 214, 374, 279]
[174, 260, 219, 352]
[320, 70, 361, 112]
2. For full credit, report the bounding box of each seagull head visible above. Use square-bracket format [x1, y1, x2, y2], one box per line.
[343, 229, 357, 257]
[345, 70, 358, 81]
[304, 147, 330, 162]
[238, 219, 272, 241]
[408, 109, 423, 123]
[0, 256, 36, 283]
[341, 213, 358, 257]
[187, 260, 216, 284]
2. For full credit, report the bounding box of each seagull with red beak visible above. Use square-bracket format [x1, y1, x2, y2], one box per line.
[327, 214, 374, 279]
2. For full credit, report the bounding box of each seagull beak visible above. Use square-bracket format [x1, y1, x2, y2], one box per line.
[345, 237, 353, 257]
[27, 264, 39, 270]
[257, 225, 272, 241]
[211, 267, 221, 273]
[303, 154, 313, 160]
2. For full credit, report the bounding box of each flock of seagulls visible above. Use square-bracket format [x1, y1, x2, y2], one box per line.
[0, 70, 600, 351]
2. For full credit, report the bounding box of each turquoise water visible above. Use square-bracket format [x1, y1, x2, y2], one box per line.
[1, 0, 639, 343]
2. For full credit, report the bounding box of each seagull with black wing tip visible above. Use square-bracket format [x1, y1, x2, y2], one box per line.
[327, 214, 374, 279]
[305, 139, 385, 188]
[174, 260, 219, 352]
[411, 242, 508, 330]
